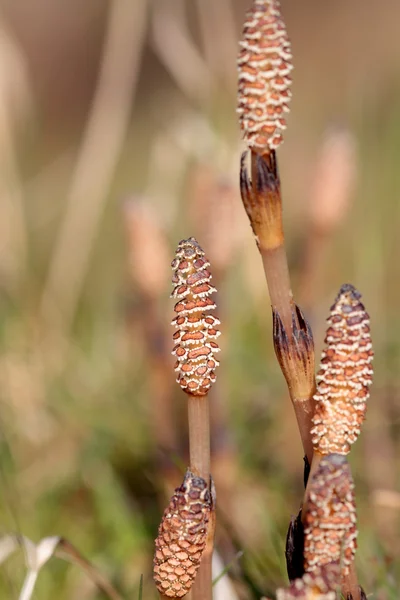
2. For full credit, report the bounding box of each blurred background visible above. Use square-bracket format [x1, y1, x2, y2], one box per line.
[0, 0, 399, 597]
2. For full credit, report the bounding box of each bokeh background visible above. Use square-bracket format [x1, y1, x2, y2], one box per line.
[0, 0, 399, 598]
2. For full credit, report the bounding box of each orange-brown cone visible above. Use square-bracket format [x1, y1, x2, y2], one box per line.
[171, 237, 221, 396]
[303, 455, 357, 577]
[311, 284, 374, 455]
[153, 469, 211, 597]
[237, 0, 293, 152]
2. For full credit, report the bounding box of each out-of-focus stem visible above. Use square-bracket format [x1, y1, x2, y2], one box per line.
[41, 0, 148, 332]
[188, 393, 213, 600]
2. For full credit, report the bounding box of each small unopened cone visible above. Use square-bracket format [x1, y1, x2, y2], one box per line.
[304, 455, 357, 577]
[309, 128, 357, 236]
[154, 470, 211, 597]
[171, 238, 221, 396]
[123, 199, 170, 298]
[311, 284, 374, 455]
[237, 0, 293, 152]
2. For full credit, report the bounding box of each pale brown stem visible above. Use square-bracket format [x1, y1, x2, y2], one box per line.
[188, 393, 213, 600]
[253, 157, 315, 461]
[261, 246, 294, 336]
[341, 568, 361, 600]
[292, 396, 315, 466]
[188, 394, 211, 479]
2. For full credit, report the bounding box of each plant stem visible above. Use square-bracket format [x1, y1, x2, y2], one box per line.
[291, 397, 315, 467]
[341, 571, 361, 600]
[260, 245, 294, 336]
[188, 393, 213, 600]
[241, 151, 316, 465]
[188, 394, 211, 479]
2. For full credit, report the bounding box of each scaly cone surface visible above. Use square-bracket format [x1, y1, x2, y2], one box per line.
[153, 470, 211, 597]
[237, 0, 293, 152]
[303, 455, 357, 577]
[311, 284, 374, 455]
[171, 238, 221, 397]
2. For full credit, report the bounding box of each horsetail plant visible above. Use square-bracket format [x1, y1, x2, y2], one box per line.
[302, 284, 374, 600]
[153, 237, 220, 600]
[304, 284, 374, 510]
[238, 0, 315, 466]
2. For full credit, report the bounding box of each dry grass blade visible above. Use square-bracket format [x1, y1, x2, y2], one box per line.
[41, 0, 148, 332]
[0, 16, 33, 290]
[151, 1, 212, 105]
[0, 534, 122, 600]
[196, 0, 237, 88]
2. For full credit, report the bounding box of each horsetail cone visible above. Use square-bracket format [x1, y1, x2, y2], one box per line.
[303, 455, 357, 577]
[237, 0, 293, 153]
[276, 563, 340, 599]
[171, 238, 221, 396]
[153, 470, 211, 597]
[311, 284, 374, 455]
